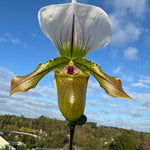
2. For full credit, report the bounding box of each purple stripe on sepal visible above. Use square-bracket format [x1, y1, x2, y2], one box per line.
[71, 14, 75, 57]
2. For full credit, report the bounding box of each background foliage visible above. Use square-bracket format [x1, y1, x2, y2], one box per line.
[0, 115, 150, 150]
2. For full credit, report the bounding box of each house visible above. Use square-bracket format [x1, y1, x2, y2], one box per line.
[0, 136, 15, 150]
[9, 141, 25, 149]
[0, 131, 4, 136]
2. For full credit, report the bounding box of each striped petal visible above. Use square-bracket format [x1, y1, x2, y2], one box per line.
[73, 57, 132, 99]
[10, 57, 70, 95]
[38, 2, 112, 57]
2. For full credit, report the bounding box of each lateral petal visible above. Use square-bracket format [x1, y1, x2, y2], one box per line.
[73, 57, 132, 99]
[10, 57, 70, 95]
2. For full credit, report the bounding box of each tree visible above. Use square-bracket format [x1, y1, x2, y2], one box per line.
[1, 146, 12, 150]
[50, 131, 68, 148]
[82, 135, 102, 150]
[74, 128, 88, 146]
[109, 134, 136, 150]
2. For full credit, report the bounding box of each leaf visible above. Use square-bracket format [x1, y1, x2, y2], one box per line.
[73, 57, 132, 99]
[10, 56, 70, 96]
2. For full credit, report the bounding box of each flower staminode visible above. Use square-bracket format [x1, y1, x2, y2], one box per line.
[64, 65, 78, 75]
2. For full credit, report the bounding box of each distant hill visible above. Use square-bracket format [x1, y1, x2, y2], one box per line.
[0, 115, 150, 150]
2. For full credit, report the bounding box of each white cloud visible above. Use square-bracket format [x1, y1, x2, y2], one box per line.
[131, 92, 150, 101]
[111, 23, 141, 46]
[124, 47, 138, 60]
[88, 80, 101, 91]
[32, 33, 38, 38]
[31, 33, 42, 39]
[131, 82, 149, 88]
[101, 94, 111, 101]
[4, 33, 20, 44]
[87, 100, 102, 106]
[113, 108, 143, 118]
[131, 76, 150, 88]
[87, 80, 102, 96]
[0, 36, 7, 43]
[122, 74, 133, 82]
[0, 67, 15, 92]
[107, 103, 122, 109]
[38, 86, 57, 99]
[0, 33, 20, 44]
[141, 99, 150, 109]
[126, 110, 142, 117]
[85, 110, 98, 115]
[139, 79, 150, 84]
[0, 67, 15, 80]
[0, 99, 59, 119]
[0, 89, 59, 119]
[112, 0, 147, 18]
[139, 75, 150, 84]
[113, 66, 121, 74]
[106, 0, 147, 47]
[99, 110, 111, 115]
[100, 117, 150, 132]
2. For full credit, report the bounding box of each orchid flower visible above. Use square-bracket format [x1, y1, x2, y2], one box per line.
[10, 1, 132, 122]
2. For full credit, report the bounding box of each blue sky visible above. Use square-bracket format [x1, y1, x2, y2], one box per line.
[0, 0, 150, 132]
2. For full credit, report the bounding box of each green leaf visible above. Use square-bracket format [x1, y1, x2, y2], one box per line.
[10, 56, 70, 96]
[73, 57, 132, 99]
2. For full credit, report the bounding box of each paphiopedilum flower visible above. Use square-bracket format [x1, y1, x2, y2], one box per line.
[10, 0, 132, 121]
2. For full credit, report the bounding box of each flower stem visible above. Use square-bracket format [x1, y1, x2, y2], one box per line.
[69, 126, 75, 150]
[67, 114, 87, 150]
